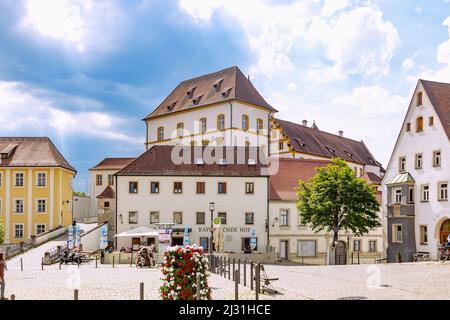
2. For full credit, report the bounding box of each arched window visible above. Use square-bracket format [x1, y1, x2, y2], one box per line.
[217, 114, 225, 130]
[157, 127, 164, 141]
[416, 117, 424, 132]
[199, 118, 207, 134]
[256, 118, 263, 133]
[176, 122, 184, 138]
[242, 114, 249, 131]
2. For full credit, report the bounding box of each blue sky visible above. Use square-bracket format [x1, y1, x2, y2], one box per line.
[1, 0, 450, 192]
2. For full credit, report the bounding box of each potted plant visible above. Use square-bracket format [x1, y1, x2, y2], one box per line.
[397, 251, 403, 263]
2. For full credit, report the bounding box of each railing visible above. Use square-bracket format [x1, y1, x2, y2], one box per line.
[3, 238, 33, 260]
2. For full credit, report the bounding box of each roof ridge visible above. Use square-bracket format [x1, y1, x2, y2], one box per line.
[420, 79, 450, 86]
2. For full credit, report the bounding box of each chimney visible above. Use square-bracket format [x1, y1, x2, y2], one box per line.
[338, 130, 343, 137]
[302, 120, 308, 127]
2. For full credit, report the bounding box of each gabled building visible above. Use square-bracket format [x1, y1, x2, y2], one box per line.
[383, 79, 450, 262]
[0, 137, 76, 244]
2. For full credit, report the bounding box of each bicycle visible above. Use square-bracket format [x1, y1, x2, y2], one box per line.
[439, 244, 450, 262]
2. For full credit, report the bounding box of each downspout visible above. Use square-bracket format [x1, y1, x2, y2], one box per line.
[114, 174, 118, 249]
[228, 101, 233, 146]
[145, 120, 149, 151]
[267, 175, 270, 253]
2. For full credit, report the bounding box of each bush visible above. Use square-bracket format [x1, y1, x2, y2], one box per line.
[160, 245, 211, 300]
[0, 221, 4, 245]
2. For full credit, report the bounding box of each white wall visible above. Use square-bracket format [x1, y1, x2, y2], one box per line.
[116, 175, 269, 253]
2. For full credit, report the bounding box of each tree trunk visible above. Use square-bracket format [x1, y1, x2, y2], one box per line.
[333, 230, 338, 247]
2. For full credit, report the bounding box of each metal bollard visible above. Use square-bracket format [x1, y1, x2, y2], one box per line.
[96, 256, 98, 268]
[255, 262, 261, 300]
[21, 258, 23, 272]
[10, 294, 15, 300]
[196, 274, 201, 300]
[130, 252, 133, 267]
[74, 289, 79, 300]
[228, 257, 231, 280]
[113, 255, 115, 268]
[41, 257, 44, 271]
[358, 252, 360, 264]
[237, 259, 241, 284]
[119, 252, 121, 264]
[250, 261, 254, 290]
[243, 259, 247, 287]
[140, 282, 144, 300]
[59, 261, 62, 270]
[234, 270, 239, 300]
[351, 252, 354, 264]
[232, 258, 235, 281]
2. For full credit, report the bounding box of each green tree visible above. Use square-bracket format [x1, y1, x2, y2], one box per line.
[0, 220, 5, 245]
[296, 158, 381, 246]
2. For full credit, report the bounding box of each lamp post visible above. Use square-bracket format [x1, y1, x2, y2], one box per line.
[209, 202, 215, 254]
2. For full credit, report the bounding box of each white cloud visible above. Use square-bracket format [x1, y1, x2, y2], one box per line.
[287, 83, 298, 92]
[321, 0, 351, 17]
[20, 0, 123, 53]
[402, 51, 421, 72]
[0, 81, 139, 143]
[332, 85, 408, 117]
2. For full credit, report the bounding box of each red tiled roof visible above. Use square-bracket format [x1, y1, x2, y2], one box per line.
[97, 185, 115, 199]
[144, 66, 277, 120]
[269, 158, 330, 201]
[421, 79, 450, 140]
[0, 137, 76, 172]
[274, 118, 382, 167]
[116, 145, 270, 177]
[90, 158, 136, 171]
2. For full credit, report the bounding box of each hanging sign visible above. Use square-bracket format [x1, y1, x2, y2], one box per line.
[183, 226, 190, 246]
[68, 225, 74, 249]
[100, 224, 108, 249]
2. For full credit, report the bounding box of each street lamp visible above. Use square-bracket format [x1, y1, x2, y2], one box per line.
[209, 202, 215, 254]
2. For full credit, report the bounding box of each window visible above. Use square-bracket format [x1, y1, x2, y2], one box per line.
[420, 225, 428, 245]
[393, 224, 402, 243]
[200, 237, 209, 251]
[96, 175, 102, 186]
[421, 185, 430, 202]
[14, 224, 24, 238]
[218, 212, 227, 224]
[129, 182, 138, 194]
[280, 209, 289, 227]
[173, 212, 183, 224]
[242, 114, 249, 131]
[245, 182, 254, 194]
[196, 182, 205, 194]
[429, 116, 434, 126]
[439, 182, 448, 201]
[218, 182, 227, 194]
[104, 201, 110, 208]
[37, 172, 46, 186]
[416, 91, 423, 106]
[416, 117, 424, 132]
[199, 118, 207, 134]
[129, 211, 138, 224]
[245, 212, 254, 225]
[399, 157, 406, 172]
[278, 141, 284, 151]
[353, 239, 361, 252]
[108, 175, 114, 186]
[196, 212, 205, 225]
[151, 182, 159, 194]
[37, 199, 46, 213]
[177, 122, 184, 138]
[434, 151, 442, 167]
[393, 188, 402, 204]
[174, 182, 182, 194]
[408, 187, 414, 204]
[217, 114, 225, 130]
[406, 122, 411, 132]
[369, 240, 377, 252]
[15, 173, 24, 186]
[256, 118, 263, 133]
[157, 127, 164, 141]
[297, 240, 316, 257]
[36, 224, 46, 235]
[150, 212, 159, 224]
[14, 199, 24, 213]
[415, 154, 423, 169]
[242, 237, 257, 251]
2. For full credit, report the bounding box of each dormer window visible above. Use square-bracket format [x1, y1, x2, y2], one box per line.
[222, 88, 232, 98]
[325, 146, 335, 154]
[167, 102, 176, 111]
[344, 151, 353, 158]
[186, 87, 196, 98]
[192, 95, 203, 105]
[416, 92, 423, 106]
[295, 139, 305, 148]
[213, 79, 224, 91]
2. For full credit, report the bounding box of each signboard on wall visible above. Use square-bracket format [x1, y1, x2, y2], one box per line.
[100, 224, 108, 249]
[250, 228, 257, 250]
[68, 225, 74, 249]
[183, 226, 190, 246]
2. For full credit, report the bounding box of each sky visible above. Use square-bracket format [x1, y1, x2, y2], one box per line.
[1, 0, 450, 192]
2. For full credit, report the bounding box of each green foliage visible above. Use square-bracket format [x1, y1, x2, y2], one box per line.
[0, 220, 5, 245]
[296, 158, 381, 242]
[74, 191, 87, 197]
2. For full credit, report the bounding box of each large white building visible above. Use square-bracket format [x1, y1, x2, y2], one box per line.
[383, 79, 450, 262]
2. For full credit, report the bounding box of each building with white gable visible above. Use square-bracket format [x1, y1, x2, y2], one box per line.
[383, 80, 450, 262]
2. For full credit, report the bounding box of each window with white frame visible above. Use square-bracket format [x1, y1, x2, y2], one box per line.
[439, 182, 448, 201]
[408, 187, 414, 204]
[399, 157, 406, 172]
[37, 172, 46, 186]
[433, 151, 442, 167]
[150, 211, 159, 224]
[36, 224, 46, 235]
[392, 188, 402, 204]
[218, 212, 227, 225]
[280, 209, 289, 227]
[129, 211, 138, 224]
[393, 224, 402, 243]
[37, 199, 46, 213]
[245, 212, 254, 225]
[14, 199, 24, 213]
[369, 240, 377, 252]
[415, 154, 423, 169]
[420, 225, 428, 245]
[15, 172, 24, 186]
[421, 185, 430, 202]
[353, 239, 361, 252]
[173, 212, 183, 224]
[14, 224, 24, 238]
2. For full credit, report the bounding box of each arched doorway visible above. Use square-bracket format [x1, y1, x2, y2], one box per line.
[440, 220, 450, 244]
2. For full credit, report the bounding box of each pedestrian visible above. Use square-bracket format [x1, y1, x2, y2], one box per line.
[0, 252, 7, 300]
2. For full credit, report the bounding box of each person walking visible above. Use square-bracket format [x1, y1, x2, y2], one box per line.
[0, 252, 7, 300]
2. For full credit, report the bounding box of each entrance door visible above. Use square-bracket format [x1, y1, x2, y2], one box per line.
[280, 240, 288, 259]
[440, 220, 450, 244]
[335, 241, 347, 265]
[132, 237, 140, 251]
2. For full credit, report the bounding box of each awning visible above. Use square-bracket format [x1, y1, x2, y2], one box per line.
[114, 227, 159, 238]
[384, 172, 415, 186]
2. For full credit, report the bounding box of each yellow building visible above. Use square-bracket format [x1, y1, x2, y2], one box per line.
[0, 137, 76, 244]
